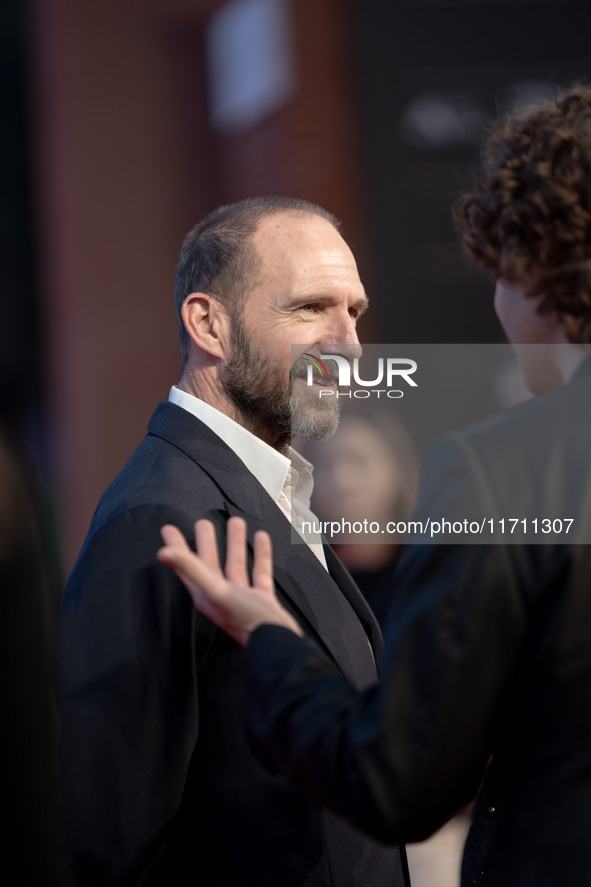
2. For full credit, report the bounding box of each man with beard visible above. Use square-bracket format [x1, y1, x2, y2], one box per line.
[53, 197, 408, 887]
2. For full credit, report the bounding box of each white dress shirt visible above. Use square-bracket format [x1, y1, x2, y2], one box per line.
[168, 386, 327, 568]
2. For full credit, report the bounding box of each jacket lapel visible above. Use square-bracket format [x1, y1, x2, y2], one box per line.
[323, 545, 384, 661]
[224, 497, 378, 690]
[148, 401, 379, 688]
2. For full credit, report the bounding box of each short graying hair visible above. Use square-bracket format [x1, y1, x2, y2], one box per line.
[174, 196, 342, 364]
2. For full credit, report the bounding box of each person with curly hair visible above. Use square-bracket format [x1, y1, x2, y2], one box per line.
[453, 85, 591, 387]
[157, 87, 591, 887]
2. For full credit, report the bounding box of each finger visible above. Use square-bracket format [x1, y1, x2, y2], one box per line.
[168, 561, 231, 628]
[252, 530, 275, 594]
[194, 519, 221, 572]
[157, 540, 225, 605]
[160, 524, 190, 550]
[224, 516, 249, 586]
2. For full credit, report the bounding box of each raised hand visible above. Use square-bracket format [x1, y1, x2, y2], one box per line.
[158, 517, 303, 646]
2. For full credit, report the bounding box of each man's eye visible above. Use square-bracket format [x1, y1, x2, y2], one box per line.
[300, 304, 316, 312]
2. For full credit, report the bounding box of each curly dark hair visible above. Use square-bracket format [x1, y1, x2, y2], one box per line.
[453, 86, 591, 343]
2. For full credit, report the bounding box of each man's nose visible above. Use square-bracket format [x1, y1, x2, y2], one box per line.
[327, 341, 363, 361]
[324, 315, 363, 360]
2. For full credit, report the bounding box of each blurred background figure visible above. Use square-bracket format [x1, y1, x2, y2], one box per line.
[303, 405, 419, 625]
[0, 408, 62, 886]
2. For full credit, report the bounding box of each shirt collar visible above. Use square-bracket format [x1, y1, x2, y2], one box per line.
[169, 385, 300, 504]
[288, 448, 315, 509]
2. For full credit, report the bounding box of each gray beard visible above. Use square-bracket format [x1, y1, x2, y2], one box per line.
[221, 321, 341, 450]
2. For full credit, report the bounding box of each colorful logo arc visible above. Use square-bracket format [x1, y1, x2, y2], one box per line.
[302, 353, 329, 378]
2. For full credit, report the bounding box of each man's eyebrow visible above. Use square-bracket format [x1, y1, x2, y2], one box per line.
[284, 293, 370, 314]
[355, 296, 369, 315]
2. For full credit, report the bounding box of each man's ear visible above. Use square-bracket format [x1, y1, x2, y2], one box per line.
[181, 293, 232, 359]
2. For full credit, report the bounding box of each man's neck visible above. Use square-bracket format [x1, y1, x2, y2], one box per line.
[177, 371, 291, 456]
[178, 369, 229, 415]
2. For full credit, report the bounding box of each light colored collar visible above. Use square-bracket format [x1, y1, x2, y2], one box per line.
[287, 448, 315, 509]
[169, 386, 313, 506]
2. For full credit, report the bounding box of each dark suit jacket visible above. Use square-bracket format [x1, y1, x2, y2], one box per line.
[243, 357, 591, 887]
[53, 400, 406, 886]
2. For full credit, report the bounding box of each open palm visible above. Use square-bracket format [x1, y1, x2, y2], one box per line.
[158, 517, 302, 646]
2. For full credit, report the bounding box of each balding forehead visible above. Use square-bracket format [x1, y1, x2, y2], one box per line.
[251, 212, 352, 267]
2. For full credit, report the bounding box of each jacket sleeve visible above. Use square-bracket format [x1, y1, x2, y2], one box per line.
[53, 504, 218, 885]
[244, 434, 530, 843]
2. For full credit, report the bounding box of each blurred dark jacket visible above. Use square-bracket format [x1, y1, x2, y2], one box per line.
[243, 356, 591, 887]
